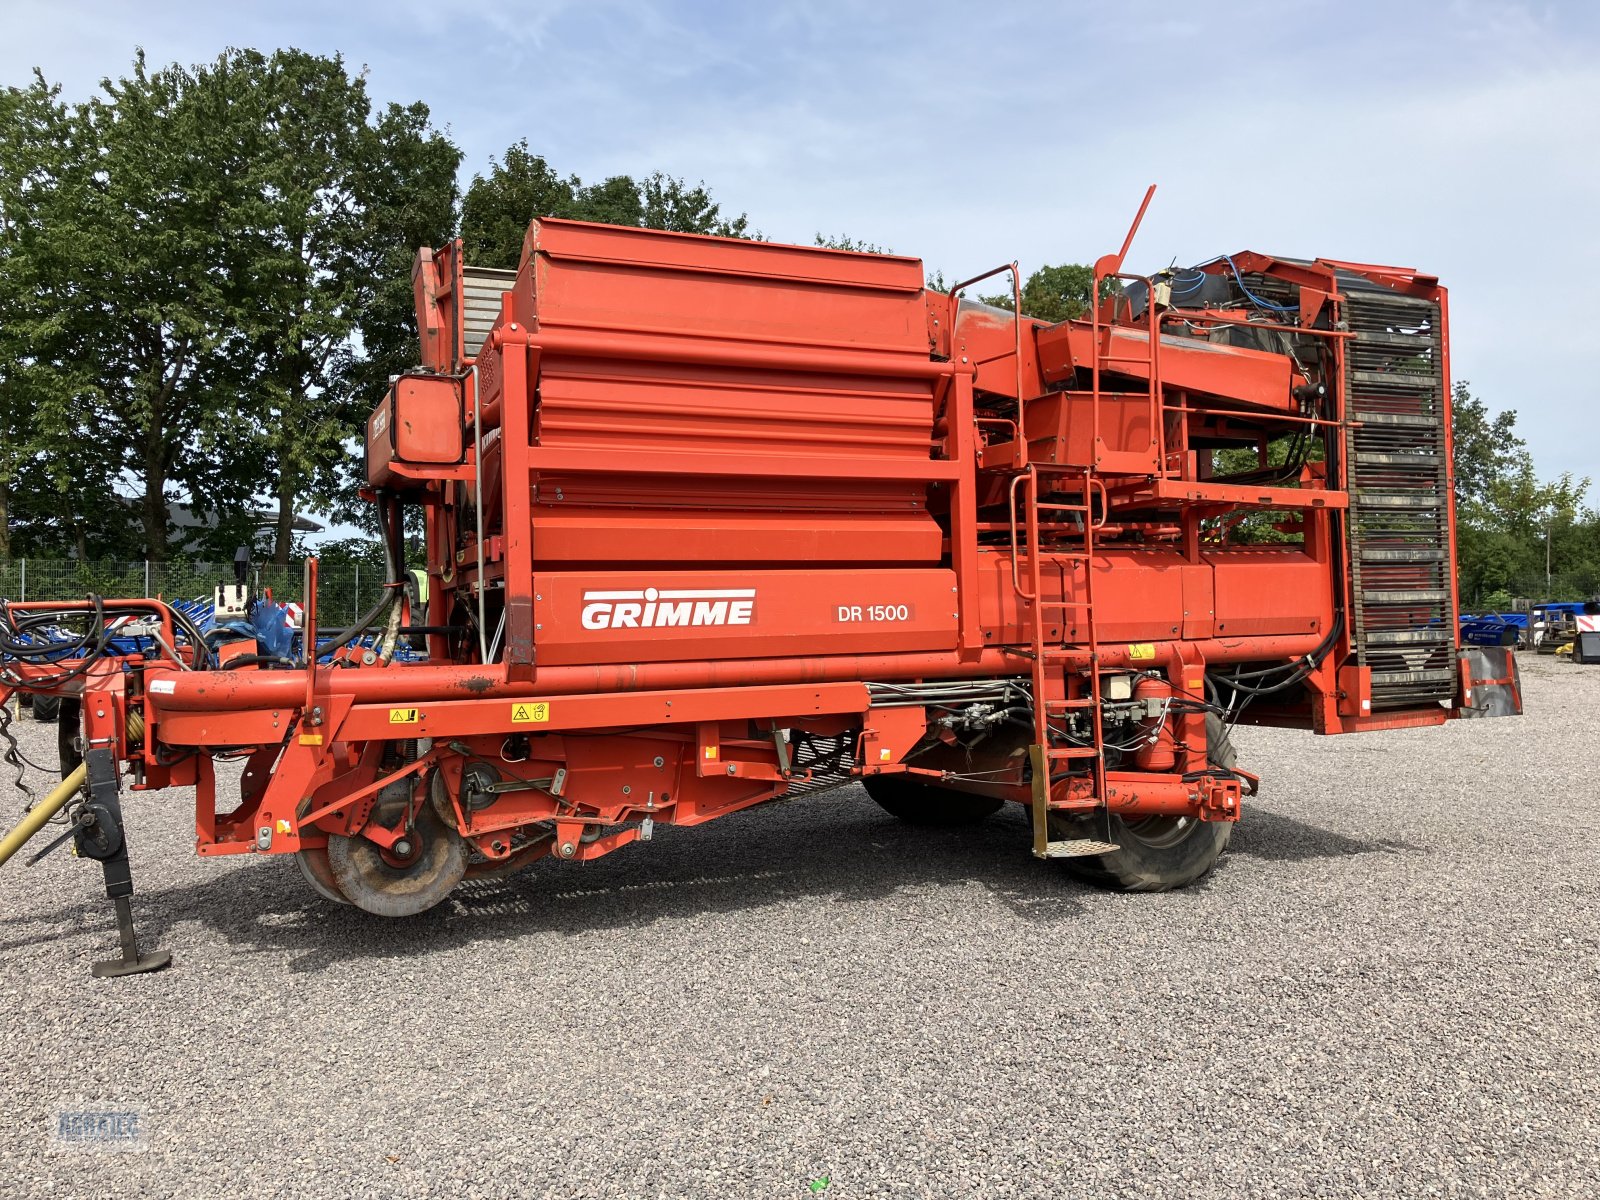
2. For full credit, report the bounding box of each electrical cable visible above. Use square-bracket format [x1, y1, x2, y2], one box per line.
[1222, 254, 1299, 314]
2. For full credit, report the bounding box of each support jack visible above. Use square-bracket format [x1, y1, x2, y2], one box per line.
[80, 749, 171, 979]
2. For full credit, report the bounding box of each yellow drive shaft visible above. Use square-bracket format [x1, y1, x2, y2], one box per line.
[0, 762, 88, 868]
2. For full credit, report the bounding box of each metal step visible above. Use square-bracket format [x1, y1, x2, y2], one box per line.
[1039, 839, 1120, 859]
[1046, 746, 1103, 761]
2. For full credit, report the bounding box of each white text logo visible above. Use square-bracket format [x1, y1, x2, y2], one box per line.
[581, 587, 756, 631]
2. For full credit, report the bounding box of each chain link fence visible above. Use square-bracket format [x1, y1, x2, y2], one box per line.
[1461, 572, 1600, 611]
[0, 560, 371, 626]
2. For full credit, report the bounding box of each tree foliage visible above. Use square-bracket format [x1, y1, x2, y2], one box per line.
[1451, 382, 1596, 602]
[0, 52, 458, 562]
[211, 49, 459, 560]
[460, 140, 751, 269]
[979, 263, 1120, 323]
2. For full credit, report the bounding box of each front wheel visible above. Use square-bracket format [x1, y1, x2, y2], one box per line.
[1058, 713, 1238, 892]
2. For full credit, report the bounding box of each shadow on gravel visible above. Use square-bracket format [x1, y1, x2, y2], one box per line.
[0, 792, 1100, 973]
[0, 796, 1434, 973]
[1230, 807, 1427, 862]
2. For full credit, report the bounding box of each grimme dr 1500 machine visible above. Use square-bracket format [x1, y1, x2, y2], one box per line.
[0, 192, 1521, 975]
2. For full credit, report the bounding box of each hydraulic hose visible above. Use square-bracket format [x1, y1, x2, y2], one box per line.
[316, 494, 404, 663]
[0, 762, 87, 869]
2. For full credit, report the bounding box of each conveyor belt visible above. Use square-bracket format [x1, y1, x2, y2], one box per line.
[1342, 290, 1455, 709]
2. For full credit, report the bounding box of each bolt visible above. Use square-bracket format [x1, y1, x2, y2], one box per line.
[653, 756, 664, 768]
[726, 764, 737, 776]
[559, 841, 576, 859]
[621, 784, 631, 795]
[393, 839, 413, 857]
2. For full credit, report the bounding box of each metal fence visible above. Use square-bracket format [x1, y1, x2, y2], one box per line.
[0, 560, 372, 626]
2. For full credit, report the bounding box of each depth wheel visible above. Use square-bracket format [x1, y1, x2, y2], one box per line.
[1058, 713, 1237, 893]
[296, 845, 352, 905]
[326, 802, 467, 917]
[32, 693, 60, 723]
[862, 775, 1005, 826]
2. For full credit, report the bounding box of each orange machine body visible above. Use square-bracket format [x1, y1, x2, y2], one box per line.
[3, 211, 1522, 911]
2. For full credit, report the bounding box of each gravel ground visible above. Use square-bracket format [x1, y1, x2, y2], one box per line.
[0, 653, 1596, 1199]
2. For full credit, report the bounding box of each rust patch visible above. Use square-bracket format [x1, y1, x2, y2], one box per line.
[459, 675, 495, 693]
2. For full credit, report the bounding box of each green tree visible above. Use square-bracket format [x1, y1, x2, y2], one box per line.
[1450, 381, 1593, 601]
[815, 233, 890, 254]
[215, 49, 460, 562]
[460, 141, 752, 268]
[1450, 381, 1526, 516]
[980, 263, 1113, 323]
[459, 142, 578, 270]
[0, 75, 69, 558]
[53, 53, 268, 562]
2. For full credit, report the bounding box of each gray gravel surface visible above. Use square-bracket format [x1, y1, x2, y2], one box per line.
[0, 654, 1596, 1199]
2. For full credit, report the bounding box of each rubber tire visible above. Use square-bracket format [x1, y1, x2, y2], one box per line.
[57, 698, 82, 779]
[1059, 713, 1237, 893]
[32, 693, 60, 723]
[863, 774, 1005, 826]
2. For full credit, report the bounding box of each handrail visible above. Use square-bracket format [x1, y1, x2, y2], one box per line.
[1008, 468, 1038, 601]
[946, 262, 1024, 450]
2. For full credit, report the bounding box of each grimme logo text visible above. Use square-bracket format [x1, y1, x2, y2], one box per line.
[581, 587, 755, 630]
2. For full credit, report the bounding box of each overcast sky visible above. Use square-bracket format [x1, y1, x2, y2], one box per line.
[7, 0, 1598, 499]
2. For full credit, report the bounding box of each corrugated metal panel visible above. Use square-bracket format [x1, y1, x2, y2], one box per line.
[461, 266, 515, 362]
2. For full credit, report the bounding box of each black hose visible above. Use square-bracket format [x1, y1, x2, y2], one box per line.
[314, 490, 405, 661]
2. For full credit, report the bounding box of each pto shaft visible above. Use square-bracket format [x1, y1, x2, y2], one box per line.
[0, 762, 87, 868]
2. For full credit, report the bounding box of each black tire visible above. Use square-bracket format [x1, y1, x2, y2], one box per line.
[1059, 713, 1237, 893]
[863, 774, 1005, 826]
[31, 693, 60, 723]
[57, 697, 82, 778]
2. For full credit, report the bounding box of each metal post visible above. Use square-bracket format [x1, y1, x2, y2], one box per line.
[1546, 514, 1553, 594]
[143, 559, 150, 597]
[18, 558, 24, 602]
[354, 561, 360, 624]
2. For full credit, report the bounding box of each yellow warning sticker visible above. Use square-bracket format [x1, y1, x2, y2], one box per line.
[879, 747, 892, 762]
[1129, 643, 1157, 661]
[389, 707, 420, 724]
[511, 701, 550, 724]
[702, 744, 719, 760]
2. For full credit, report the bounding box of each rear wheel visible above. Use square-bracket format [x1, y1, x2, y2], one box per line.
[56, 697, 82, 777]
[296, 846, 352, 905]
[32, 693, 60, 723]
[863, 775, 1005, 826]
[1059, 713, 1238, 892]
[326, 801, 467, 917]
